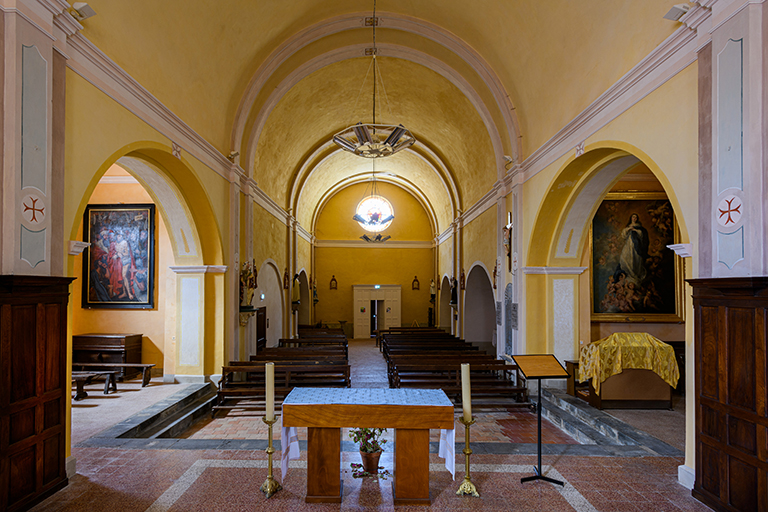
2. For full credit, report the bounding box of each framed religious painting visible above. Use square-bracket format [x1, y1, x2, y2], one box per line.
[82, 204, 156, 309]
[590, 192, 683, 322]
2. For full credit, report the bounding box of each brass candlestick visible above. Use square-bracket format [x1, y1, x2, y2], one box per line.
[260, 416, 282, 498]
[456, 416, 479, 497]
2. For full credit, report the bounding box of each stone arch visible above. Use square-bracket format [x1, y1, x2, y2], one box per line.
[68, 142, 226, 382]
[232, 12, 520, 171]
[463, 263, 496, 356]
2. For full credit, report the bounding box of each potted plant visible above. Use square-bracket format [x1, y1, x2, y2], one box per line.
[349, 427, 387, 474]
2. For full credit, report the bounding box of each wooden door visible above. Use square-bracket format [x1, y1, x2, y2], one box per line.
[256, 307, 266, 353]
[0, 276, 74, 512]
[690, 277, 768, 512]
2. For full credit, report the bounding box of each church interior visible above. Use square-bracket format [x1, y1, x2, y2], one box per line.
[2, 1, 767, 511]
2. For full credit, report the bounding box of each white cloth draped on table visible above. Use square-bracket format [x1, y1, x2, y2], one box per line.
[281, 425, 455, 480]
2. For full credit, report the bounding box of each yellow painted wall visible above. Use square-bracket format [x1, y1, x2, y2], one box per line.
[64, 71, 229, 266]
[462, 205, 497, 275]
[438, 239, 453, 279]
[253, 202, 287, 272]
[297, 236, 311, 274]
[71, 182, 170, 370]
[314, 247, 433, 328]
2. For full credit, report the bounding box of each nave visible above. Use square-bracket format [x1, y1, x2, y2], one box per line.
[35, 339, 708, 512]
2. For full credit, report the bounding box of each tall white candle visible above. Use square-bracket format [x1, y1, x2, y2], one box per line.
[461, 363, 471, 422]
[266, 362, 275, 421]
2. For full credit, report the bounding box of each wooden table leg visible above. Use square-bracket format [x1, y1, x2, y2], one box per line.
[305, 427, 342, 503]
[393, 428, 431, 505]
[142, 367, 151, 387]
[73, 380, 87, 401]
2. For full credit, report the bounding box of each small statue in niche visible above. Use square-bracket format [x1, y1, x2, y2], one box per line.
[459, 268, 465, 290]
[291, 274, 300, 313]
[283, 268, 289, 289]
[239, 259, 257, 309]
[430, 279, 435, 303]
[449, 277, 458, 309]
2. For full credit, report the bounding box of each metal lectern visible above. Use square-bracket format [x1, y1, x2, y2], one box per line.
[512, 354, 570, 486]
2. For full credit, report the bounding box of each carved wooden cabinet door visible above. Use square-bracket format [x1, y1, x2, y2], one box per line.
[0, 276, 74, 512]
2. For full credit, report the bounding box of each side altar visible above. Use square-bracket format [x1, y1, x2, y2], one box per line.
[281, 388, 455, 505]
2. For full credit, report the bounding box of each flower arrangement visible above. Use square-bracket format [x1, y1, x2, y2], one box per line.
[349, 427, 387, 453]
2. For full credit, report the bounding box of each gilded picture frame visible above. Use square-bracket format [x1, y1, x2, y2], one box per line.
[82, 204, 156, 309]
[590, 192, 683, 322]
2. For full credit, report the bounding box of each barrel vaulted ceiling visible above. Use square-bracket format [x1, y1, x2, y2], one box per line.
[80, 0, 678, 236]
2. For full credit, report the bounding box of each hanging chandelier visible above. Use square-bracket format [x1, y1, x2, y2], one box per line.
[332, 0, 416, 158]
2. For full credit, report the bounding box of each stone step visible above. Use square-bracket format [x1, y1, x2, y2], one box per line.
[540, 388, 682, 455]
[107, 383, 215, 439]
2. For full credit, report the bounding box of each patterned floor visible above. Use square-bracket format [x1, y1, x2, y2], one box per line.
[32, 339, 710, 511]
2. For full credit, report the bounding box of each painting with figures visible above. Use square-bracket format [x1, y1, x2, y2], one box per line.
[82, 204, 155, 309]
[591, 193, 681, 322]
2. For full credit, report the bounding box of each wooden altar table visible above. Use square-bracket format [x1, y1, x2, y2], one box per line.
[281, 388, 454, 505]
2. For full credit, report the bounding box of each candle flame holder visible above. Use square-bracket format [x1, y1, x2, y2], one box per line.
[260, 416, 282, 498]
[456, 416, 479, 497]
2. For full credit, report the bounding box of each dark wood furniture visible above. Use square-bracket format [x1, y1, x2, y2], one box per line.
[71, 371, 118, 400]
[690, 277, 768, 512]
[72, 333, 142, 380]
[0, 275, 75, 512]
[282, 388, 454, 505]
[72, 363, 154, 387]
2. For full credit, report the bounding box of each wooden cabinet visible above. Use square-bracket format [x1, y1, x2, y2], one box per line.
[0, 275, 74, 512]
[72, 333, 142, 380]
[689, 277, 768, 512]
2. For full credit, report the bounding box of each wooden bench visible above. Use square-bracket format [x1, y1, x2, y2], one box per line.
[212, 363, 351, 417]
[71, 371, 118, 400]
[73, 362, 156, 387]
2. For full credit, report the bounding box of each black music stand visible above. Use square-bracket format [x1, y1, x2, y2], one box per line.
[512, 354, 570, 486]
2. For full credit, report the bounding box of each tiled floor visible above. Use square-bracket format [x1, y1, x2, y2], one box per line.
[31, 339, 711, 511]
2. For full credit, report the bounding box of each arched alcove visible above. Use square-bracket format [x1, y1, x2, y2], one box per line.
[298, 270, 311, 326]
[255, 260, 284, 348]
[463, 265, 496, 355]
[439, 275, 452, 331]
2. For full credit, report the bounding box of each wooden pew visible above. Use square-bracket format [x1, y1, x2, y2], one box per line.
[212, 362, 351, 417]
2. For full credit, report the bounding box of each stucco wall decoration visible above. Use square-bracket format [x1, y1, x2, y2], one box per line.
[20, 45, 49, 269]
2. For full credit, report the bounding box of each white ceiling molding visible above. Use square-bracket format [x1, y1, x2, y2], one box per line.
[231, 11, 519, 163]
[98, 175, 140, 184]
[519, 6, 709, 184]
[460, 180, 504, 227]
[296, 224, 312, 243]
[523, 267, 587, 275]
[169, 265, 228, 274]
[248, 178, 291, 226]
[315, 239, 434, 249]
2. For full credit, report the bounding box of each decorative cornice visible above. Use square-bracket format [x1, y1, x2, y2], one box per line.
[38, 0, 70, 17]
[52, 7, 82, 37]
[437, 227, 452, 245]
[65, 33, 232, 180]
[68, 240, 90, 255]
[461, 180, 504, 226]
[314, 239, 434, 249]
[1, 5, 56, 41]
[296, 224, 312, 243]
[169, 265, 228, 274]
[523, 266, 587, 275]
[667, 243, 693, 258]
[250, 182, 290, 225]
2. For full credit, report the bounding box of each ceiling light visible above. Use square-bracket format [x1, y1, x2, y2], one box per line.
[332, 0, 416, 159]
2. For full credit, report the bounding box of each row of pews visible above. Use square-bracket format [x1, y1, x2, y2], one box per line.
[212, 328, 349, 417]
[379, 328, 531, 409]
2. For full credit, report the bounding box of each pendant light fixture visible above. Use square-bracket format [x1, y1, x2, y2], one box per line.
[332, 0, 416, 158]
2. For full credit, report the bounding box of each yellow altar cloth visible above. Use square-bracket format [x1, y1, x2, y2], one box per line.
[578, 332, 679, 394]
